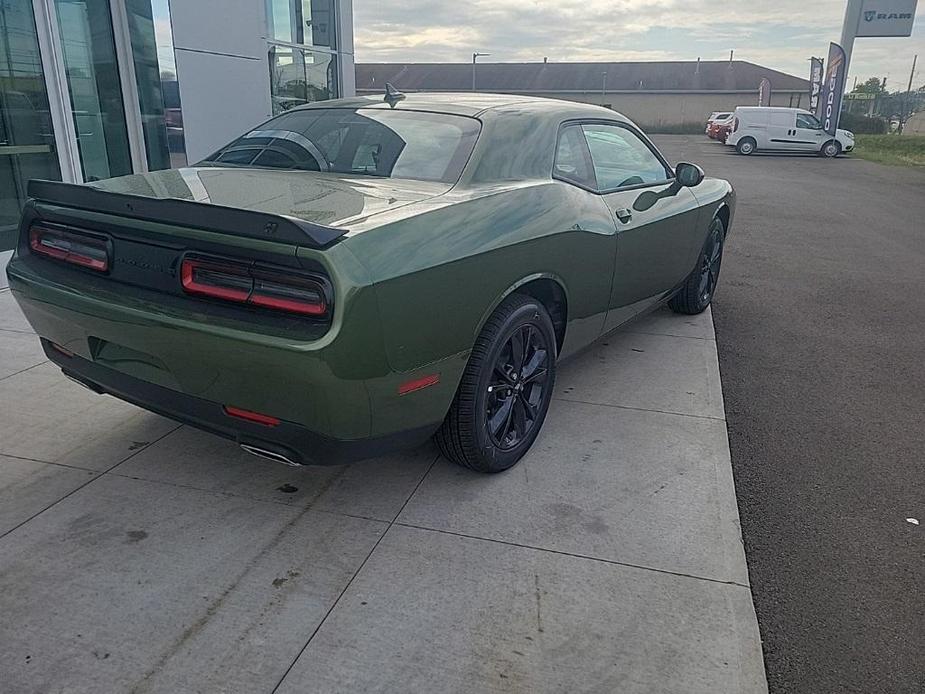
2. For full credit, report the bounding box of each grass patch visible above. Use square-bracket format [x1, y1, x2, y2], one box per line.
[852, 134, 925, 167]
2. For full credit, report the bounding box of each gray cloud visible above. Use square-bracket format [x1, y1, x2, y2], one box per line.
[354, 1, 924, 86]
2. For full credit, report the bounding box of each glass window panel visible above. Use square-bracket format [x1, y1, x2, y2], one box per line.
[209, 108, 480, 184]
[266, 0, 336, 49]
[554, 125, 595, 188]
[54, 0, 132, 181]
[0, 0, 62, 248]
[581, 124, 669, 190]
[268, 45, 336, 115]
[125, 0, 179, 170]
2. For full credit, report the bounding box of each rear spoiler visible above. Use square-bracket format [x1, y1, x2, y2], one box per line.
[26, 179, 348, 249]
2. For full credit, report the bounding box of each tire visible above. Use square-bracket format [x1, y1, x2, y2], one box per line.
[820, 140, 841, 158]
[736, 137, 757, 155]
[436, 294, 557, 473]
[669, 216, 726, 315]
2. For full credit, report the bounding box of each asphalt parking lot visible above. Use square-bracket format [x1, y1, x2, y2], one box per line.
[0, 249, 764, 693]
[653, 135, 925, 694]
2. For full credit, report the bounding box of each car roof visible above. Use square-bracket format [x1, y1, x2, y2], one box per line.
[293, 92, 632, 123]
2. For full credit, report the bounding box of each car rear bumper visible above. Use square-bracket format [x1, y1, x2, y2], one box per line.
[43, 339, 435, 465]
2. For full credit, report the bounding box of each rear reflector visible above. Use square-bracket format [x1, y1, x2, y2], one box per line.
[398, 373, 440, 395]
[223, 405, 281, 427]
[49, 342, 75, 358]
[29, 224, 110, 272]
[181, 256, 327, 316]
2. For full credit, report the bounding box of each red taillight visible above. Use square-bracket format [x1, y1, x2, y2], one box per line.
[223, 405, 281, 427]
[29, 224, 110, 272]
[180, 257, 327, 316]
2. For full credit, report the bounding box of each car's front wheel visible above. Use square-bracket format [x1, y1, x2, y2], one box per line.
[820, 140, 841, 158]
[669, 216, 726, 315]
[436, 294, 556, 473]
[736, 137, 757, 155]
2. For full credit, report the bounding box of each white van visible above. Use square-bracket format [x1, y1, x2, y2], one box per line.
[725, 107, 854, 157]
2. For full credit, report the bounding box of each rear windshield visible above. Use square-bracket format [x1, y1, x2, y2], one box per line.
[203, 108, 481, 184]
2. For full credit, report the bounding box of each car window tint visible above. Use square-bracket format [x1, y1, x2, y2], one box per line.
[553, 125, 595, 188]
[206, 108, 480, 184]
[797, 113, 822, 129]
[580, 124, 668, 190]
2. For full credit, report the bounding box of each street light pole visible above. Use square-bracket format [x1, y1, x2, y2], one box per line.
[472, 52, 491, 91]
[601, 72, 607, 103]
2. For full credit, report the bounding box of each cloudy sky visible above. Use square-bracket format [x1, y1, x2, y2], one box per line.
[353, 0, 925, 89]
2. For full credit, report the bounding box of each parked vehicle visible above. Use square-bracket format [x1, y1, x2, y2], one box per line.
[726, 106, 855, 157]
[707, 114, 734, 142]
[6, 91, 735, 473]
[705, 111, 733, 135]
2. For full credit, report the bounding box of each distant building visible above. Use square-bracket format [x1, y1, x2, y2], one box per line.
[356, 60, 810, 129]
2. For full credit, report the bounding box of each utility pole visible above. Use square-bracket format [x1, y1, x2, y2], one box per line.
[472, 52, 490, 91]
[899, 54, 918, 133]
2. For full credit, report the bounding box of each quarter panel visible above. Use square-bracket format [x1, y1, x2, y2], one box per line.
[344, 182, 617, 375]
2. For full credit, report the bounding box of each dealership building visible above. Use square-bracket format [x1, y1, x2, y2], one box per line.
[0, 0, 356, 249]
[356, 60, 811, 129]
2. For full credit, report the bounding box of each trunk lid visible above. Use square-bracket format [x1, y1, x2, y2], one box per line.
[89, 166, 451, 229]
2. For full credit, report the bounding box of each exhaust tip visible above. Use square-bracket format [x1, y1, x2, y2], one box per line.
[240, 443, 301, 467]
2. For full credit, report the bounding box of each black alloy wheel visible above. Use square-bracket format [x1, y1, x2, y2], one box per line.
[436, 294, 557, 473]
[698, 221, 724, 305]
[669, 216, 726, 315]
[485, 324, 550, 450]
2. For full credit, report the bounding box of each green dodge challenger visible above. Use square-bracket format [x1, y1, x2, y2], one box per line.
[6, 91, 734, 473]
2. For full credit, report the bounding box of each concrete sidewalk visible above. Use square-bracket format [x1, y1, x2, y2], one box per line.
[0, 263, 766, 693]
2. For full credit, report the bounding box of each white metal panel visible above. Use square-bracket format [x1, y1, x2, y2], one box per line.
[174, 50, 271, 163]
[857, 0, 918, 37]
[170, 0, 266, 59]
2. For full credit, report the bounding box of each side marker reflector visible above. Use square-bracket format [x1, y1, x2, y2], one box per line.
[223, 405, 281, 427]
[398, 373, 440, 395]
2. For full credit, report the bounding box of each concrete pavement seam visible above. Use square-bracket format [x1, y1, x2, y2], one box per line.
[553, 396, 727, 422]
[269, 452, 441, 694]
[394, 520, 752, 589]
[0, 423, 182, 542]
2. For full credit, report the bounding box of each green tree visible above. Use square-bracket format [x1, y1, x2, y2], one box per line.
[853, 76, 887, 94]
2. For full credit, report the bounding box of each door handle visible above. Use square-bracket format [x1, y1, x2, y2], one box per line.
[615, 208, 632, 224]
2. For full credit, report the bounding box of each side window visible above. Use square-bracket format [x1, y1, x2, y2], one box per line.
[553, 125, 595, 189]
[796, 113, 822, 130]
[580, 124, 669, 191]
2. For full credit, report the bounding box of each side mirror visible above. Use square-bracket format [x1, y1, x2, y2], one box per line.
[675, 162, 705, 188]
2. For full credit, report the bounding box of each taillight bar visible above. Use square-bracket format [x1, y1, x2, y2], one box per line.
[180, 256, 328, 316]
[29, 223, 110, 272]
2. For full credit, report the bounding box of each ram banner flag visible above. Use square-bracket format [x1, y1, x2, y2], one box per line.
[820, 43, 847, 136]
[810, 57, 825, 117]
[758, 78, 772, 106]
[857, 0, 918, 37]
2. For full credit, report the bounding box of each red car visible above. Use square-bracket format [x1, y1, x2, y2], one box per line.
[707, 115, 734, 142]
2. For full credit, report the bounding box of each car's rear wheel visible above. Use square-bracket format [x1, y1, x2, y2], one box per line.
[736, 137, 757, 155]
[669, 216, 726, 315]
[820, 140, 841, 158]
[436, 294, 556, 473]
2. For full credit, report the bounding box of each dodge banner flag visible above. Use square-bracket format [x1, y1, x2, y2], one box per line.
[810, 57, 824, 118]
[820, 43, 847, 136]
[758, 78, 772, 106]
